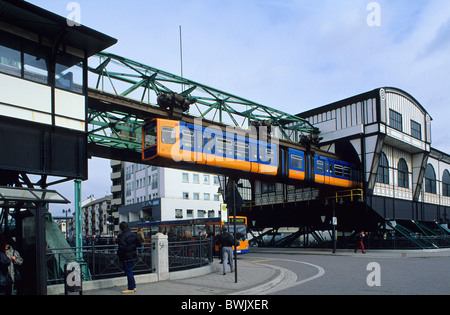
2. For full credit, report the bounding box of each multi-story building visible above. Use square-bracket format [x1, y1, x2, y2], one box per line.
[81, 195, 113, 237]
[111, 161, 223, 227]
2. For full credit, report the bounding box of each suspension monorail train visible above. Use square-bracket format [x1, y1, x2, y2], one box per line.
[142, 118, 362, 189]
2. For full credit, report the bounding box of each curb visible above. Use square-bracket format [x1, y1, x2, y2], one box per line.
[47, 263, 215, 295]
[229, 263, 286, 295]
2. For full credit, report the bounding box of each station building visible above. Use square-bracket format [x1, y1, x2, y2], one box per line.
[250, 87, 450, 238]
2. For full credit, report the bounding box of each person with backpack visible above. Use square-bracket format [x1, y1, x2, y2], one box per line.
[354, 231, 366, 254]
[218, 227, 235, 275]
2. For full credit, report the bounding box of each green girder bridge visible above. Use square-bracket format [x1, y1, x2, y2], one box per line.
[87, 52, 319, 156]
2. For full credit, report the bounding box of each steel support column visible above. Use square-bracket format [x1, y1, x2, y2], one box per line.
[74, 179, 83, 260]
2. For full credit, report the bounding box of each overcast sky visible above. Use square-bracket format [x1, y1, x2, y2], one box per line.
[27, 0, 450, 216]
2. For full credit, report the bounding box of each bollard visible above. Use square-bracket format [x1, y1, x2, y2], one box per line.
[151, 233, 169, 281]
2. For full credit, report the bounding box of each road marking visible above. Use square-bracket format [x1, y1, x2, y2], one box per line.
[251, 259, 274, 263]
[280, 259, 325, 286]
[252, 257, 325, 293]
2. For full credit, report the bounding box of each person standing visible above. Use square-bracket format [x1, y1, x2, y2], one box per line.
[5, 238, 23, 295]
[219, 227, 234, 275]
[117, 222, 141, 293]
[354, 231, 366, 254]
[0, 234, 13, 295]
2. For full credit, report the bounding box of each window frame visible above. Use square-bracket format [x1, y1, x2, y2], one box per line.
[389, 109, 403, 132]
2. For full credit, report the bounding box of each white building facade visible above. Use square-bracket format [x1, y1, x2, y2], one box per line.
[81, 195, 113, 237]
[116, 162, 223, 225]
[297, 87, 449, 224]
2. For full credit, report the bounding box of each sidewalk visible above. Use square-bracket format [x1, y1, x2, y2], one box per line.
[81, 247, 450, 295]
[84, 258, 285, 295]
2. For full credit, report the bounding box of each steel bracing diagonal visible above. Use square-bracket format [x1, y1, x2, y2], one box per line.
[87, 52, 319, 152]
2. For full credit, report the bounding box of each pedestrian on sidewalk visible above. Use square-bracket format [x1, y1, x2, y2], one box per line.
[0, 234, 13, 295]
[117, 222, 142, 293]
[354, 231, 366, 254]
[218, 227, 234, 275]
[5, 236, 23, 295]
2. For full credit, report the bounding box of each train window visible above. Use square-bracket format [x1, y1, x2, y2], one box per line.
[196, 132, 203, 151]
[250, 144, 258, 161]
[216, 138, 224, 155]
[204, 135, 215, 153]
[266, 148, 274, 163]
[235, 141, 249, 159]
[225, 139, 233, 156]
[317, 160, 324, 173]
[161, 126, 176, 144]
[259, 146, 265, 161]
[344, 167, 352, 178]
[182, 129, 194, 148]
[291, 155, 303, 169]
[216, 138, 233, 156]
[335, 165, 343, 177]
[144, 121, 157, 148]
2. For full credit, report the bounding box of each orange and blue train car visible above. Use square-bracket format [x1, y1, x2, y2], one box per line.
[142, 118, 362, 189]
[313, 154, 362, 188]
[142, 118, 278, 176]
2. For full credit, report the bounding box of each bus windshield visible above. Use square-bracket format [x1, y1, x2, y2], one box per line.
[228, 224, 247, 241]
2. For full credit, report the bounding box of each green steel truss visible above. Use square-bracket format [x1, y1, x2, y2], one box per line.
[87, 109, 144, 151]
[87, 52, 319, 151]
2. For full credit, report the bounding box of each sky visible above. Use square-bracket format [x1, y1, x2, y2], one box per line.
[26, 0, 450, 216]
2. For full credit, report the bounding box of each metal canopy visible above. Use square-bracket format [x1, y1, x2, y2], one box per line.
[0, 186, 69, 208]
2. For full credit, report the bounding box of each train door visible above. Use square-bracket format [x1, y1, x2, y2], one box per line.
[195, 126, 205, 164]
[324, 161, 331, 185]
[249, 140, 259, 173]
[180, 123, 195, 162]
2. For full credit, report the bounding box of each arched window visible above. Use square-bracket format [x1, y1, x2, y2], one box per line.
[443, 170, 450, 197]
[376, 152, 389, 184]
[398, 158, 409, 188]
[424, 164, 436, 194]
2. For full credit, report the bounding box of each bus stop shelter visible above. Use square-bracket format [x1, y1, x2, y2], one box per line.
[0, 186, 69, 295]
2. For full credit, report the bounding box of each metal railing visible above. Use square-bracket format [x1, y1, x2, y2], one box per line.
[46, 243, 152, 285]
[328, 235, 450, 250]
[46, 238, 214, 285]
[168, 239, 213, 272]
[364, 235, 450, 249]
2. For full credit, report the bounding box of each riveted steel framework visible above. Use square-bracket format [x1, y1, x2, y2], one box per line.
[87, 52, 319, 152]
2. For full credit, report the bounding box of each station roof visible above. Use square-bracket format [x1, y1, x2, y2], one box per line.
[0, 0, 117, 57]
[296, 87, 431, 121]
[0, 186, 69, 208]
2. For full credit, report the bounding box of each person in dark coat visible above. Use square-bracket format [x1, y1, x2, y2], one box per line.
[0, 234, 13, 295]
[218, 227, 235, 275]
[117, 222, 141, 293]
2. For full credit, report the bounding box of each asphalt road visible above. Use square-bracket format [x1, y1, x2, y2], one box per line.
[241, 251, 450, 295]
